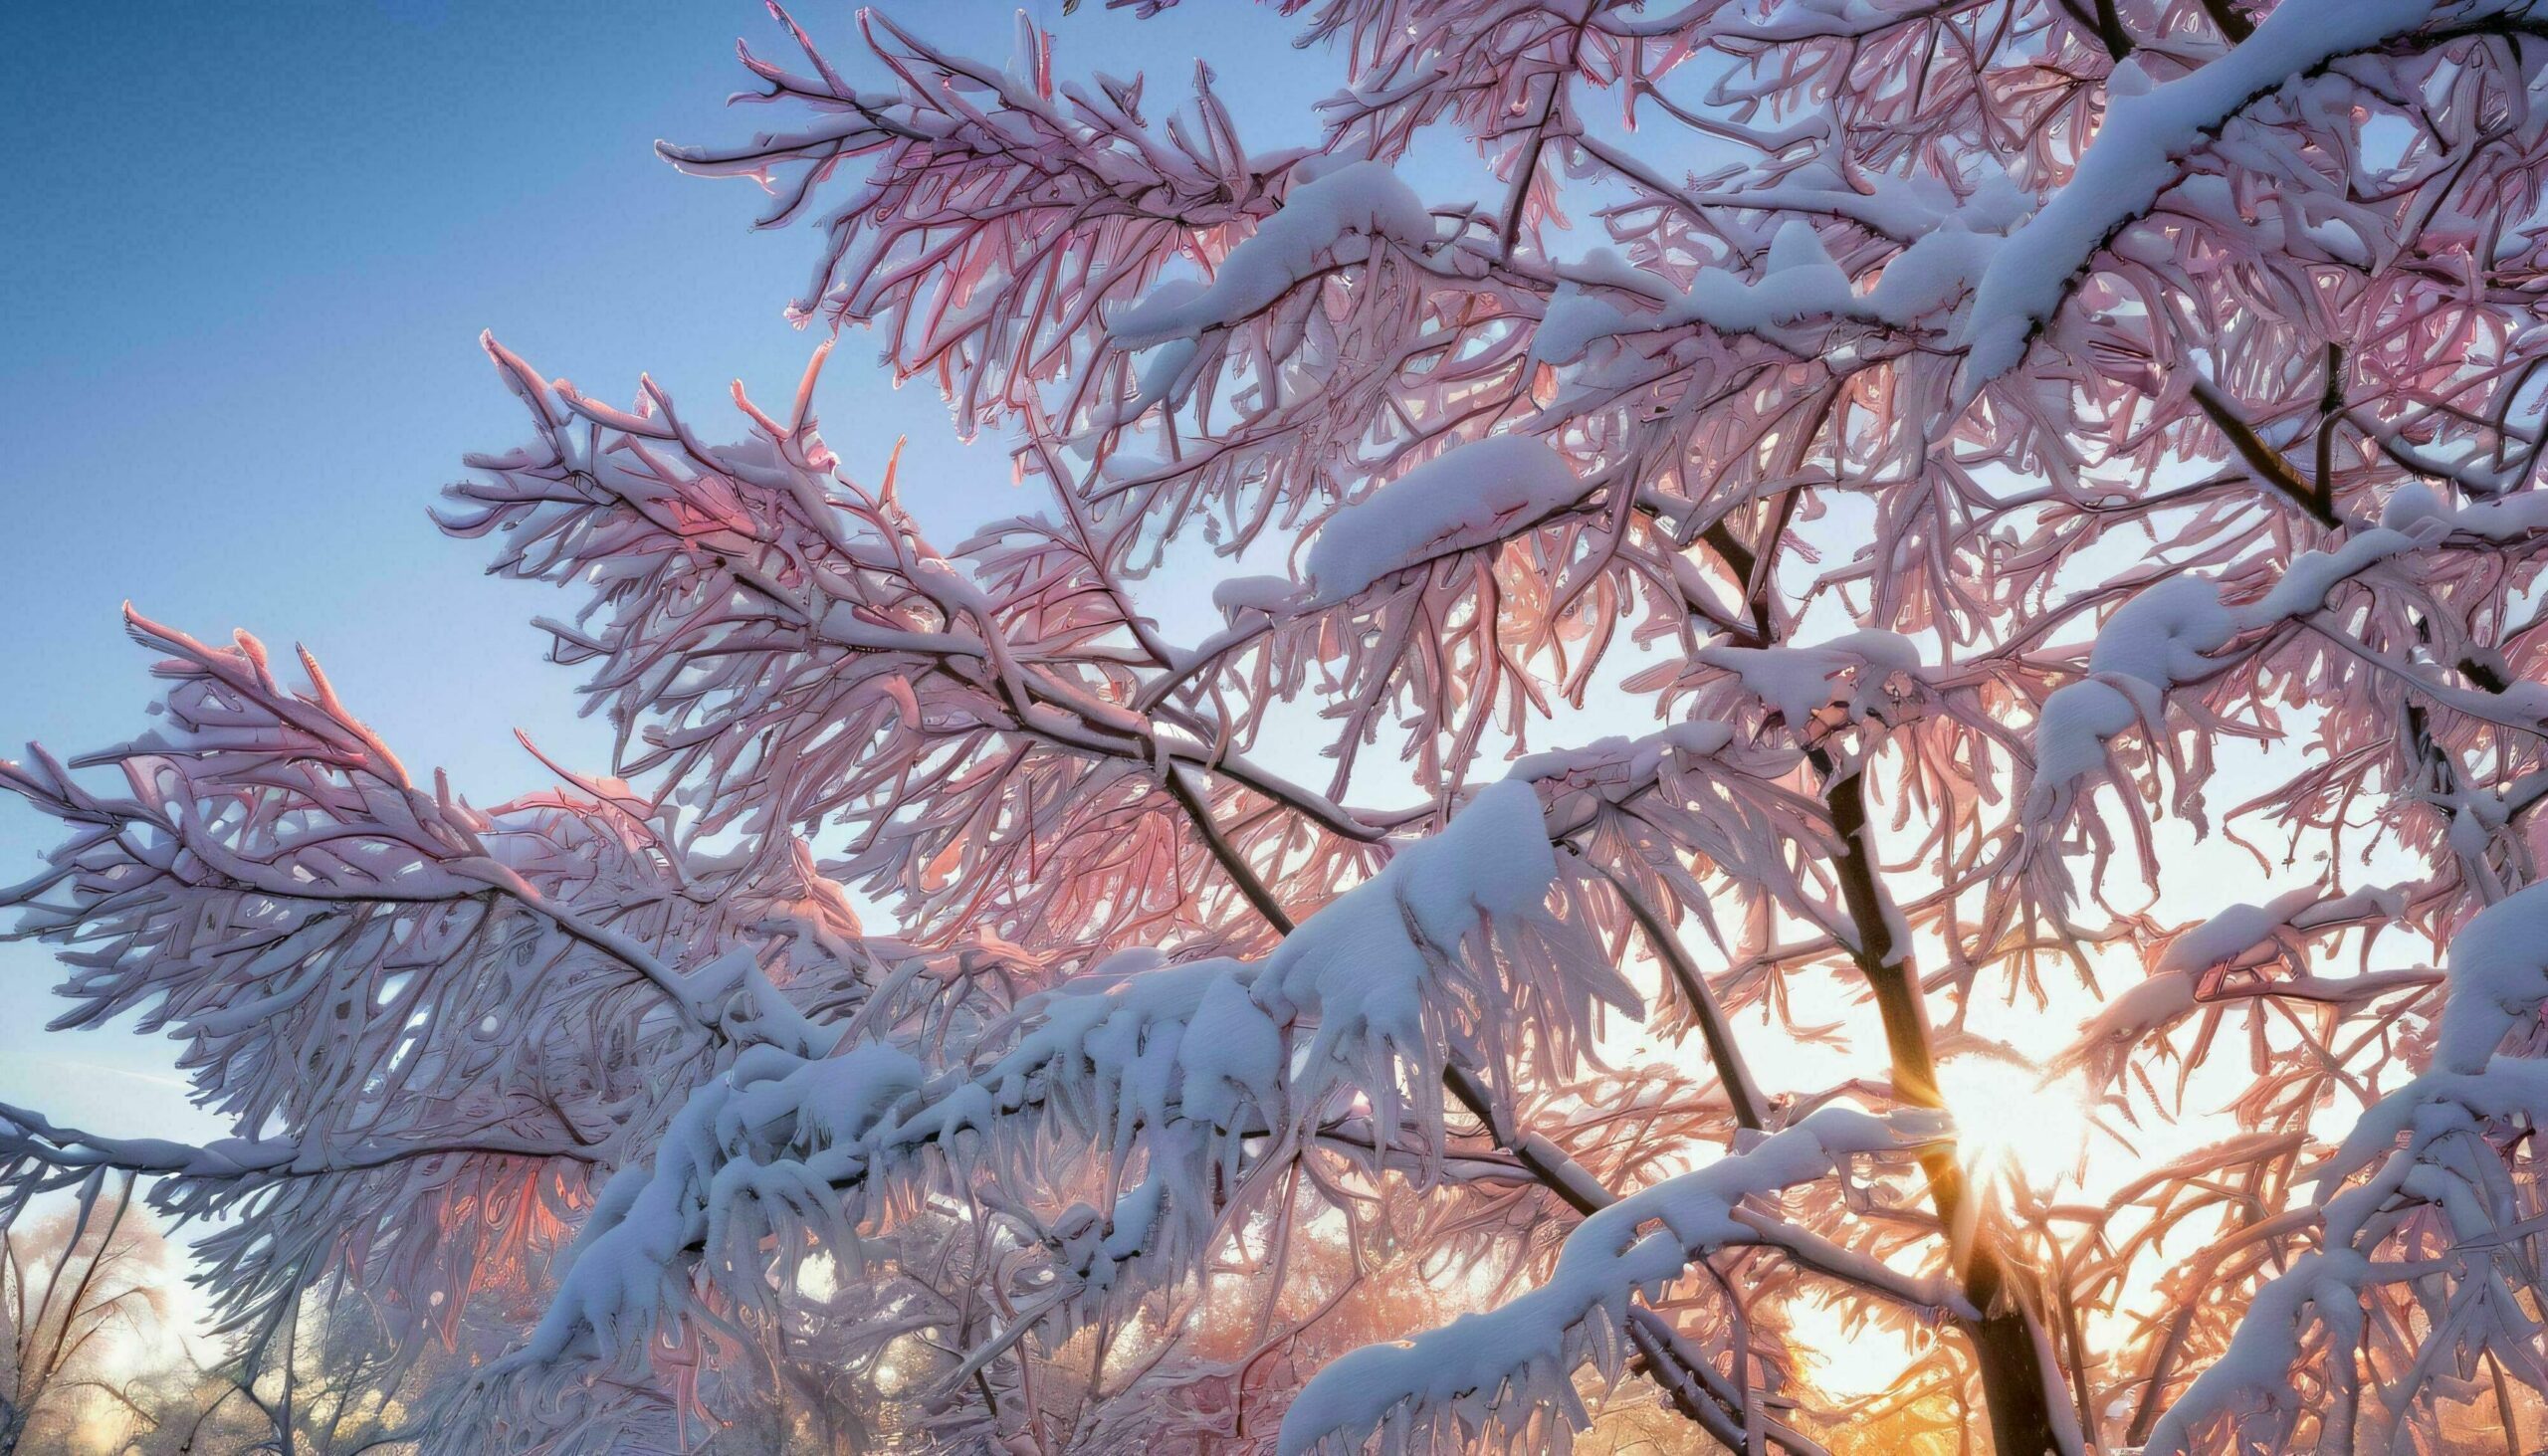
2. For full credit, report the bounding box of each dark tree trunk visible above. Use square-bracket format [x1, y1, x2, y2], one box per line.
[1819, 752, 2074, 1456]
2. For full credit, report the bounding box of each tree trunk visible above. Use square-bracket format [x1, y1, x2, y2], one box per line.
[1820, 752, 2074, 1455]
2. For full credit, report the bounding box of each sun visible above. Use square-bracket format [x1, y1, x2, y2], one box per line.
[1785, 1295, 1922, 1400]
[1936, 1056, 2090, 1198]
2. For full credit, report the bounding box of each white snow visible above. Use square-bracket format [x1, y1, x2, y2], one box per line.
[1700, 629, 1924, 728]
[1626, 215, 1998, 338]
[1529, 281, 1636, 370]
[1529, 169, 2033, 375]
[1962, 0, 2445, 388]
[1112, 158, 1435, 348]
[1507, 722, 1738, 786]
[2144, 1248, 2375, 1454]
[509, 782, 1633, 1369]
[1300, 436, 1595, 604]
[2023, 476, 2548, 821]
[2063, 888, 2406, 1077]
[2086, 576, 2238, 692]
[2027, 678, 2142, 813]
[2024, 576, 2248, 813]
[2153, 894, 2305, 980]
[2147, 882, 2548, 1448]
[1243, 779, 1633, 1133]
[1212, 573, 1305, 617]
[509, 1040, 925, 1365]
[1278, 1106, 1940, 1454]
[2433, 879, 2548, 1074]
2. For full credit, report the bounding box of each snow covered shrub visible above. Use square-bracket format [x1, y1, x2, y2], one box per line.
[12, 0, 2548, 1450]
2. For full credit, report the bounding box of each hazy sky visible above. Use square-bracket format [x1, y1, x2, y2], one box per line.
[0, 0, 1338, 1138]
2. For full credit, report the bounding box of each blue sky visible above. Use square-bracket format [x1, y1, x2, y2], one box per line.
[0, 0, 1337, 1138]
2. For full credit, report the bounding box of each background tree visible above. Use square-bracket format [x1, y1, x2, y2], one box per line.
[11, 0, 2548, 1451]
[0, 1176, 169, 1455]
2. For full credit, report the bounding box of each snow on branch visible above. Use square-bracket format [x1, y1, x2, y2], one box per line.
[0, 611, 876, 1361]
[1277, 1106, 1945, 1456]
[2059, 886, 2428, 1091]
[1695, 629, 1929, 738]
[661, 8, 1288, 436]
[505, 1040, 923, 1369]
[1114, 158, 1434, 348]
[2022, 484, 2548, 893]
[2147, 879, 2548, 1449]
[1958, 0, 2481, 390]
[446, 339, 1382, 956]
[1294, 434, 1597, 606]
[485, 782, 1634, 1391]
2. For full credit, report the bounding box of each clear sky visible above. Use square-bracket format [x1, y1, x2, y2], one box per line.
[0, 0, 2271, 1152]
[0, 0, 1336, 1139]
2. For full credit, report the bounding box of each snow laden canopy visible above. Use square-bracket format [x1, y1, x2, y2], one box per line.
[14, 0, 2548, 1451]
[492, 782, 1631, 1378]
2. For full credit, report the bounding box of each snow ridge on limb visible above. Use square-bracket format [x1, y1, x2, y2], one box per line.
[955, 778, 1618, 1176]
[1277, 1106, 1946, 1456]
[2060, 886, 2424, 1090]
[1297, 434, 1596, 606]
[1959, 0, 2461, 391]
[2147, 881, 2548, 1451]
[1110, 156, 1437, 353]
[505, 1041, 923, 1369]
[1176, 432, 1603, 618]
[1696, 629, 1928, 736]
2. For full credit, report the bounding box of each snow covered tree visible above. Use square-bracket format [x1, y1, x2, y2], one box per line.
[0, 1174, 166, 1455]
[11, 0, 2548, 1450]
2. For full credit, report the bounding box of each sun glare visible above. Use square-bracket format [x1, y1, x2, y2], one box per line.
[1786, 1296, 1923, 1400]
[1937, 1056, 2090, 1198]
